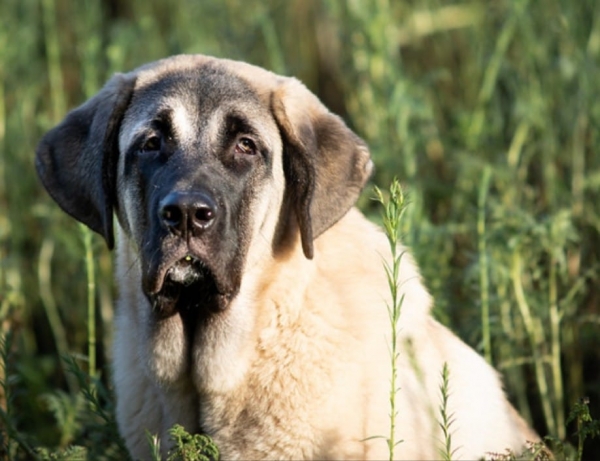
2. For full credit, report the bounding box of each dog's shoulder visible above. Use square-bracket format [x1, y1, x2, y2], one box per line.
[313, 208, 433, 326]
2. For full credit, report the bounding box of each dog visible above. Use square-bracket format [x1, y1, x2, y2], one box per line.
[36, 55, 539, 460]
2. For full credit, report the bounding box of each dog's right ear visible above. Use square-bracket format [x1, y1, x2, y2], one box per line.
[35, 74, 136, 249]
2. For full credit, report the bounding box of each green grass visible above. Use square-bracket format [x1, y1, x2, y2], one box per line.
[373, 180, 408, 460]
[437, 362, 456, 461]
[1, 0, 600, 459]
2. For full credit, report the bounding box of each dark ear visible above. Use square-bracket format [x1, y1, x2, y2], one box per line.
[35, 74, 136, 249]
[271, 78, 373, 259]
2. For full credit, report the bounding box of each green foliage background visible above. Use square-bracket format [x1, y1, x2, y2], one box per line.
[1, 0, 600, 458]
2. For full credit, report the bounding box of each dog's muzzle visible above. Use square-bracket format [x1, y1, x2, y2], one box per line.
[143, 189, 234, 318]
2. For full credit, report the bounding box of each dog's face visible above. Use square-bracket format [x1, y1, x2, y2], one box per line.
[36, 55, 373, 317]
[118, 65, 285, 316]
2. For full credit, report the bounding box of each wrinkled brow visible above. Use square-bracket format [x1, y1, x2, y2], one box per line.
[223, 112, 259, 138]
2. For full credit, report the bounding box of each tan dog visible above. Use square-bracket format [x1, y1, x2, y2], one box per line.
[36, 55, 538, 460]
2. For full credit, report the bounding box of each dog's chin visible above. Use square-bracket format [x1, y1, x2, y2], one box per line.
[147, 257, 229, 318]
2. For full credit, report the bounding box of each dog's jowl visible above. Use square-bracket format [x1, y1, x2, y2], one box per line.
[36, 55, 539, 460]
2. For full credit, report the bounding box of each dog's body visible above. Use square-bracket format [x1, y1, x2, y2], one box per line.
[36, 55, 537, 460]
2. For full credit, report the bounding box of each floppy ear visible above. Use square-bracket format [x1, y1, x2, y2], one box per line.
[271, 78, 373, 259]
[35, 74, 136, 249]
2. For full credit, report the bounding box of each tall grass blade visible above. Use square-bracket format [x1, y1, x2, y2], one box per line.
[477, 166, 492, 364]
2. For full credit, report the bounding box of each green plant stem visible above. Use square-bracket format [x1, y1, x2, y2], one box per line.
[0, 19, 7, 332]
[496, 283, 533, 424]
[0, 72, 5, 208]
[81, 225, 97, 381]
[438, 362, 454, 461]
[506, 121, 530, 170]
[374, 180, 407, 460]
[510, 250, 556, 436]
[576, 405, 585, 461]
[548, 256, 565, 440]
[571, 114, 586, 218]
[477, 166, 492, 364]
[258, 7, 286, 75]
[38, 238, 77, 393]
[78, 0, 100, 380]
[468, 0, 528, 146]
[41, 0, 66, 122]
[78, 0, 101, 99]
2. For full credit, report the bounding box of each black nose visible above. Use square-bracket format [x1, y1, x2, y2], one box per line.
[159, 191, 218, 237]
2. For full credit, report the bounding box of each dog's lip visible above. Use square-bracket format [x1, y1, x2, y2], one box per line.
[165, 256, 207, 285]
[143, 252, 226, 298]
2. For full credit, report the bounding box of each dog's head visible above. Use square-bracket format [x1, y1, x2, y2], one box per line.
[36, 55, 372, 316]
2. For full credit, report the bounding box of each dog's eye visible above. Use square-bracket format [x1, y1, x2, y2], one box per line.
[235, 138, 256, 156]
[141, 136, 161, 153]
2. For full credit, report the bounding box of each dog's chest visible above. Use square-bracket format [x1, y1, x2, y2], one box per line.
[197, 320, 344, 459]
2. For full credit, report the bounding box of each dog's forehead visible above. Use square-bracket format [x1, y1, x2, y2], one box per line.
[133, 56, 281, 113]
[129, 66, 255, 123]
[121, 58, 280, 145]
[133, 54, 281, 89]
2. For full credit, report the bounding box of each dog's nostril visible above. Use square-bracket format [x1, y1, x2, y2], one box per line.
[194, 205, 215, 224]
[161, 205, 183, 226]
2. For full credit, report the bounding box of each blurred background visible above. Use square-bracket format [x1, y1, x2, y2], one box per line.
[1, 0, 600, 459]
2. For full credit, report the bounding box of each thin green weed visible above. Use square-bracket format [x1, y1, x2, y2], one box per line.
[371, 178, 409, 460]
[437, 362, 457, 461]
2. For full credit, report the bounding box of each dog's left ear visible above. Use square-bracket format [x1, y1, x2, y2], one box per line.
[35, 74, 136, 249]
[272, 78, 373, 259]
